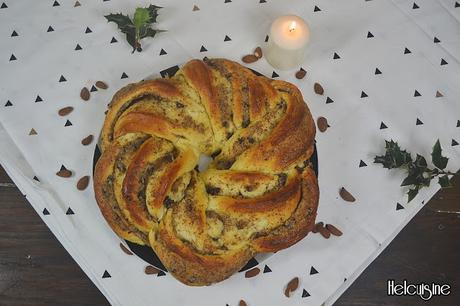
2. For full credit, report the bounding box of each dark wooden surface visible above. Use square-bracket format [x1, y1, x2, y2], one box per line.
[0, 166, 458, 306]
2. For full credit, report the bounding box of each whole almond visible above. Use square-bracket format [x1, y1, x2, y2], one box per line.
[145, 265, 161, 275]
[326, 224, 343, 236]
[312, 221, 324, 233]
[119, 243, 133, 255]
[58, 106, 74, 116]
[340, 187, 356, 202]
[242, 54, 258, 63]
[56, 168, 72, 178]
[295, 69, 306, 80]
[81, 134, 94, 146]
[95, 81, 108, 90]
[80, 87, 90, 101]
[317, 116, 329, 133]
[314, 82, 324, 95]
[254, 47, 263, 59]
[284, 277, 299, 297]
[239, 300, 247, 306]
[318, 226, 331, 239]
[244, 267, 260, 278]
[77, 175, 90, 190]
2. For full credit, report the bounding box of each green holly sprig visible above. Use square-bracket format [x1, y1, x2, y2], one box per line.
[374, 140, 458, 202]
[105, 5, 164, 53]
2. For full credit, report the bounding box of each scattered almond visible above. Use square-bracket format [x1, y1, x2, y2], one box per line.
[254, 47, 263, 59]
[242, 54, 258, 64]
[81, 134, 94, 146]
[80, 87, 90, 101]
[326, 224, 343, 236]
[119, 243, 133, 255]
[339, 187, 356, 202]
[295, 69, 306, 79]
[244, 267, 260, 278]
[312, 221, 324, 233]
[95, 81, 108, 90]
[58, 106, 74, 116]
[314, 82, 324, 95]
[318, 226, 331, 239]
[77, 175, 90, 190]
[145, 265, 161, 275]
[317, 116, 329, 132]
[239, 300, 247, 306]
[56, 168, 72, 178]
[284, 277, 299, 297]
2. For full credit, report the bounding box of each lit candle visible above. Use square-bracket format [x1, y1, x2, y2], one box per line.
[265, 15, 310, 70]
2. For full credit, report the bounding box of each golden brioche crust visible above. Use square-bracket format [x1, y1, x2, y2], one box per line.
[94, 58, 319, 286]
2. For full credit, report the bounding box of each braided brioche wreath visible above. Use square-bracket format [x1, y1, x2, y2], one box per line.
[94, 58, 319, 286]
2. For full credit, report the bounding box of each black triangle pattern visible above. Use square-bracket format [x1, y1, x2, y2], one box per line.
[5, 100, 13, 107]
[35, 95, 43, 102]
[456, 2, 460, 8]
[53, 1, 60, 7]
[367, 31, 374, 38]
[326, 97, 334, 104]
[102, 270, 111, 278]
[224, 35, 231, 42]
[302, 289, 310, 298]
[416, 118, 423, 125]
[60, 165, 67, 171]
[265, 35, 269, 42]
[10, 54, 17, 61]
[361, 91, 368, 98]
[375, 68, 382, 75]
[47, 26, 54, 32]
[380, 122, 388, 129]
[404, 47, 411, 54]
[59, 75, 66, 82]
[414, 90, 421, 97]
[110, 37, 118, 43]
[200, 45, 207, 52]
[309, 266, 319, 275]
[434, 37, 441, 43]
[263, 265, 272, 273]
[43, 208, 50, 215]
[90, 85, 98, 92]
[238, 257, 259, 271]
[333, 52, 340, 59]
[260, 0, 267, 3]
[440, 58, 448, 66]
[75, 44, 82, 50]
[33, 176, 40, 182]
[159, 48, 167, 55]
[64, 120, 72, 127]
[11, 30, 18, 37]
[359, 160, 367, 167]
[160, 65, 180, 78]
[121, 72, 128, 79]
[314, 5, 321, 12]
[66, 207, 75, 215]
[157, 270, 166, 276]
[412, 2, 419, 9]
[452, 139, 459, 146]
[272, 71, 279, 78]
[456, 120, 460, 127]
[224, 0, 232, 3]
[396, 203, 404, 210]
[85, 27, 92, 34]
[1, 2, 7, 9]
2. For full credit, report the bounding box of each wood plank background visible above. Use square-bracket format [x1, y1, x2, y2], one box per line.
[0, 165, 458, 305]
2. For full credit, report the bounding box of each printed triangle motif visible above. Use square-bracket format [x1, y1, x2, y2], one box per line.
[192, 5, 200, 11]
[64, 120, 72, 127]
[224, 35, 231, 42]
[333, 52, 340, 59]
[440, 58, 448, 65]
[435, 90, 443, 98]
[102, 270, 111, 278]
[416, 118, 423, 125]
[452, 139, 459, 146]
[396, 203, 404, 210]
[121, 72, 128, 79]
[9, 54, 17, 61]
[314, 5, 321, 12]
[159, 49, 167, 55]
[29, 128, 38, 135]
[200, 45, 207, 52]
[310, 266, 319, 275]
[302, 289, 310, 298]
[404, 47, 411, 54]
[263, 265, 272, 273]
[74, 1, 81, 7]
[110, 37, 118, 43]
[59, 75, 66, 82]
[35, 95, 43, 102]
[414, 90, 421, 97]
[66, 207, 75, 215]
[361, 91, 368, 98]
[434, 37, 440, 43]
[456, 120, 460, 127]
[455, 2, 459, 8]
[359, 160, 367, 167]
[1, 2, 7, 9]
[375, 68, 382, 75]
[85, 27, 92, 34]
[5, 100, 13, 107]
[43, 208, 50, 215]
[53, 1, 60, 7]
[11, 30, 18, 37]
[326, 97, 334, 104]
[380, 122, 388, 129]
[75, 44, 82, 50]
[412, 2, 419, 9]
[90, 85, 98, 92]
[272, 71, 279, 78]
[367, 31, 374, 38]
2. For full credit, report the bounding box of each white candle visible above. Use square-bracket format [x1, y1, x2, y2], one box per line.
[265, 15, 310, 71]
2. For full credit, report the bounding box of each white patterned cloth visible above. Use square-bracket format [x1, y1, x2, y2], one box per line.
[1, 0, 459, 305]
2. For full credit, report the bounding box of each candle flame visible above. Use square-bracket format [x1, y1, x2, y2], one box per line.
[289, 21, 297, 32]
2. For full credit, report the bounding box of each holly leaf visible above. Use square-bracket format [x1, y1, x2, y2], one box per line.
[438, 175, 452, 188]
[133, 8, 150, 28]
[105, 13, 135, 33]
[374, 140, 412, 169]
[146, 4, 162, 23]
[407, 187, 419, 203]
[414, 154, 427, 168]
[432, 139, 448, 170]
